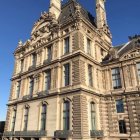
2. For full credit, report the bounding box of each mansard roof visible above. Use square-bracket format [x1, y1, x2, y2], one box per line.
[102, 35, 140, 63]
[31, 0, 96, 35]
[59, 0, 96, 27]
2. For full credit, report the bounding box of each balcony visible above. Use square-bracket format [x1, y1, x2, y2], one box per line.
[54, 130, 72, 139]
[14, 130, 47, 137]
[43, 59, 51, 65]
[37, 90, 49, 97]
[3, 131, 15, 137]
[28, 65, 36, 71]
[90, 130, 104, 138]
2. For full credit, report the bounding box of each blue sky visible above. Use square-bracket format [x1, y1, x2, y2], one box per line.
[0, 0, 140, 121]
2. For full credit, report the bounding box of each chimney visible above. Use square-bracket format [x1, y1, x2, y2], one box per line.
[49, 0, 61, 19]
[96, 0, 107, 29]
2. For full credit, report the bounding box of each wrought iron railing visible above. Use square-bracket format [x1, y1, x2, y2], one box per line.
[90, 130, 104, 138]
[54, 130, 72, 139]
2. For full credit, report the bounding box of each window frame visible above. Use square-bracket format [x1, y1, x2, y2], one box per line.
[16, 81, 21, 99]
[111, 67, 122, 89]
[64, 63, 70, 86]
[40, 104, 47, 131]
[29, 77, 34, 96]
[116, 99, 124, 113]
[32, 53, 37, 67]
[64, 36, 70, 54]
[23, 107, 29, 131]
[47, 46, 52, 62]
[11, 109, 17, 131]
[63, 101, 70, 130]
[88, 64, 93, 87]
[119, 120, 127, 134]
[44, 69, 51, 91]
[90, 102, 96, 130]
[87, 38, 91, 55]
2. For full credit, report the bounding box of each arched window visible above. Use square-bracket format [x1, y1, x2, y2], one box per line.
[40, 104, 47, 130]
[23, 107, 29, 131]
[63, 101, 70, 130]
[90, 102, 96, 130]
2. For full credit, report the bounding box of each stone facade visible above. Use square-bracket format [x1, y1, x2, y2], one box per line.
[3, 0, 140, 140]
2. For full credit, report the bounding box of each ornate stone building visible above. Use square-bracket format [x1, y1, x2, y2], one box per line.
[3, 0, 140, 140]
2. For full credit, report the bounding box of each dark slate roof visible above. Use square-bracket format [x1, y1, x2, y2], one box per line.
[102, 36, 140, 63]
[58, 0, 96, 27]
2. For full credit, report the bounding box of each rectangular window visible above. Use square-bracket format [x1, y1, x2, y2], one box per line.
[88, 65, 93, 87]
[11, 110, 16, 131]
[21, 59, 24, 72]
[23, 108, 29, 131]
[116, 99, 124, 113]
[32, 53, 37, 67]
[64, 37, 70, 54]
[100, 48, 104, 56]
[87, 38, 91, 55]
[16, 81, 21, 98]
[64, 63, 70, 86]
[137, 63, 140, 79]
[45, 70, 51, 91]
[41, 104, 47, 130]
[29, 77, 34, 95]
[111, 68, 122, 89]
[47, 46, 52, 61]
[91, 102, 96, 130]
[119, 120, 127, 134]
[63, 101, 70, 130]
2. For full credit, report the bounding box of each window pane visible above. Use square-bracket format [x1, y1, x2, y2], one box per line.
[116, 99, 124, 113]
[119, 120, 127, 134]
[45, 70, 51, 90]
[47, 47, 52, 61]
[16, 81, 21, 98]
[11, 110, 16, 131]
[41, 104, 47, 130]
[24, 108, 29, 131]
[88, 65, 93, 87]
[64, 64, 70, 86]
[87, 38, 91, 55]
[29, 78, 34, 95]
[64, 37, 69, 54]
[63, 101, 70, 130]
[111, 68, 122, 89]
[32, 53, 37, 66]
[91, 102, 96, 130]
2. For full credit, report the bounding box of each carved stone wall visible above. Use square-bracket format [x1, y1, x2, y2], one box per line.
[4, 108, 11, 132]
[72, 58, 86, 85]
[72, 95, 89, 139]
[72, 32, 84, 52]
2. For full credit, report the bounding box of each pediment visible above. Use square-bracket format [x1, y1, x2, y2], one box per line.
[120, 48, 140, 61]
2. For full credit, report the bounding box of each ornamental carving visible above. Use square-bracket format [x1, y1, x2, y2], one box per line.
[121, 49, 140, 60]
[31, 11, 58, 42]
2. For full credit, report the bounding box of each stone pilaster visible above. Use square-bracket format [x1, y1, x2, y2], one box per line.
[72, 95, 89, 139]
[4, 108, 11, 132]
[72, 32, 84, 52]
[72, 59, 86, 86]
